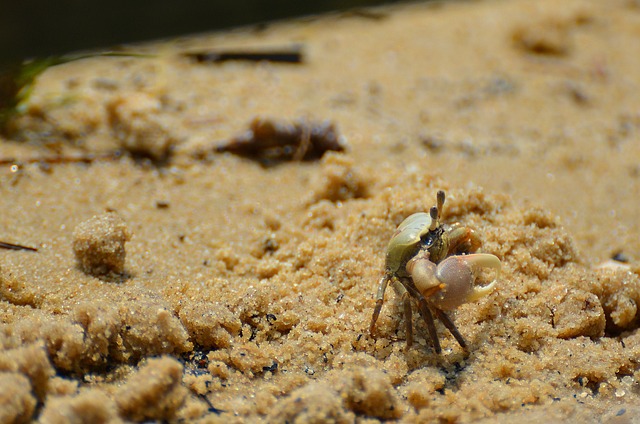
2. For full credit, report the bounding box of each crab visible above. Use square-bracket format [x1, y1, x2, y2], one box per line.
[369, 190, 501, 353]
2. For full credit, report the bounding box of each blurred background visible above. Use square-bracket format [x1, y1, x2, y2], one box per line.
[0, 0, 400, 66]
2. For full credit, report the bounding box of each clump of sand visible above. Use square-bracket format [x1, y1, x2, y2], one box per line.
[72, 212, 131, 277]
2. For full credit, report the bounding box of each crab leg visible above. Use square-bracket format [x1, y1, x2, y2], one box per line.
[371, 275, 418, 349]
[390, 278, 414, 349]
[370, 274, 390, 336]
[403, 291, 414, 349]
[403, 279, 442, 353]
[433, 308, 467, 350]
[416, 298, 441, 354]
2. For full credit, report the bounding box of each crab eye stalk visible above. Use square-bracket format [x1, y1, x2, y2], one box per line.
[429, 206, 438, 230]
[436, 190, 445, 220]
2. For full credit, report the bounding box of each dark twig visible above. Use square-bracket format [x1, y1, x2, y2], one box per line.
[0, 241, 37, 252]
[186, 46, 304, 64]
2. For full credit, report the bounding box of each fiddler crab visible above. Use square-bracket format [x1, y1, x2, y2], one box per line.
[370, 190, 500, 353]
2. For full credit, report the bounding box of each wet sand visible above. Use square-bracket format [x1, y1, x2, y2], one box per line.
[1, 0, 640, 422]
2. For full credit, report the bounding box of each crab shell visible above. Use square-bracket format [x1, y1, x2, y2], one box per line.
[385, 212, 436, 276]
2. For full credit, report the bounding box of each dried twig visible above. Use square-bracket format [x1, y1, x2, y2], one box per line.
[186, 45, 304, 64]
[0, 241, 37, 252]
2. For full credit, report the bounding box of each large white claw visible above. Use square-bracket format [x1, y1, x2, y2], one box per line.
[409, 253, 501, 311]
[460, 253, 501, 303]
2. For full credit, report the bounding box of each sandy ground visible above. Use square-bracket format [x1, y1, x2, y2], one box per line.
[1, 0, 640, 422]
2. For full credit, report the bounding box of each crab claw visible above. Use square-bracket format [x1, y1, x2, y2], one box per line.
[407, 253, 500, 311]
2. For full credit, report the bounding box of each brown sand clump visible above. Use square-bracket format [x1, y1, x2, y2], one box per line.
[307, 153, 370, 203]
[0, 373, 37, 424]
[39, 390, 122, 424]
[0, 341, 55, 402]
[107, 92, 181, 162]
[330, 366, 402, 419]
[178, 302, 242, 349]
[39, 359, 193, 424]
[70, 298, 193, 367]
[2, 295, 192, 375]
[595, 269, 640, 332]
[267, 381, 353, 423]
[0, 264, 43, 309]
[72, 212, 131, 277]
[266, 364, 402, 421]
[115, 356, 188, 422]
